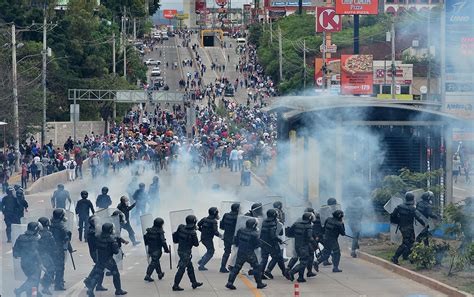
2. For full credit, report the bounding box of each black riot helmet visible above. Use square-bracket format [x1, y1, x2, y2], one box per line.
[101, 187, 109, 194]
[251, 203, 263, 217]
[273, 201, 282, 210]
[153, 176, 159, 183]
[327, 198, 337, 206]
[302, 212, 314, 223]
[6, 186, 14, 194]
[153, 217, 164, 228]
[102, 223, 114, 235]
[266, 208, 277, 219]
[186, 215, 197, 227]
[57, 184, 64, 190]
[405, 192, 415, 205]
[139, 183, 146, 189]
[112, 210, 126, 224]
[53, 208, 66, 220]
[421, 191, 434, 202]
[81, 191, 88, 199]
[231, 203, 240, 213]
[208, 207, 219, 219]
[38, 217, 50, 228]
[27, 222, 41, 234]
[246, 218, 258, 230]
[305, 207, 315, 214]
[333, 210, 344, 220]
[14, 184, 21, 191]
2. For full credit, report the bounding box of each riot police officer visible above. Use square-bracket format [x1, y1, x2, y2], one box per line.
[286, 212, 315, 282]
[391, 192, 426, 264]
[148, 176, 160, 204]
[51, 184, 71, 209]
[38, 217, 56, 295]
[85, 215, 108, 292]
[2, 186, 18, 242]
[171, 215, 203, 291]
[273, 201, 285, 224]
[226, 218, 267, 290]
[13, 221, 42, 297]
[245, 203, 263, 218]
[84, 223, 127, 296]
[345, 196, 364, 257]
[416, 191, 438, 246]
[14, 185, 28, 219]
[75, 190, 95, 242]
[318, 210, 345, 272]
[144, 217, 170, 282]
[198, 207, 222, 271]
[50, 208, 72, 290]
[96, 187, 112, 209]
[260, 209, 286, 280]
[219, 203, 240, 273]
[117, 196, 140, 245]
[133, 183, 148, 222]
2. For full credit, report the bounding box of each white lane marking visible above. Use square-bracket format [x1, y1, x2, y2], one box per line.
[454, 187, 467, 192]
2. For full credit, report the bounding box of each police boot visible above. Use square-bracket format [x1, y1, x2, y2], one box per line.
[113, 277, 127, 295]
[172, 268, 185, 291]
[155, 263, 164, 280]
[286, 257, 297, 270]
[220, 253, 230, 273]
[145, 265, 155, 282]
[351, 251, 357, 258]
[188, 268, 203, 289]
[78, 228, 83, 241]
[254, 273, 267, 289]
[391, 246, 404, 265]
[286, 268, 295, 282]
[332, 253, 342, 273]
[297, 270, 306, 283]
[226, 270, 238, 290]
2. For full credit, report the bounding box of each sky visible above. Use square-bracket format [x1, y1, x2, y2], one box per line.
[160, 0, 252, 10]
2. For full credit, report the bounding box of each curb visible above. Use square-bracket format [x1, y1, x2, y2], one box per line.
[358, 251, 472, 297]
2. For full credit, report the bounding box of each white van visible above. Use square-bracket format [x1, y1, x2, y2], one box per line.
[236, 38, 246, 45]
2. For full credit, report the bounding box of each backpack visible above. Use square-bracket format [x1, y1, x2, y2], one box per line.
[69, 161, 75, 170]
[390, 211, 400, 225]
[172, 225, 183, 244]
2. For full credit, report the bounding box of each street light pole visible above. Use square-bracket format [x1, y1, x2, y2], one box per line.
[42, 5, 47, 147]
[12, 24, 20, 171]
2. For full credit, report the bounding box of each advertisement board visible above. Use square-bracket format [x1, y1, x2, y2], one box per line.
[315, 58, 341, 91]
[271, 1, 312, 7]
[444, 0, 474, 119]
[340, 54, 373, 95]
[335, 0, 379, 15]
[163, 9, 177, 19]
[196, 0, 206, 13]
[316, 7, 342, 32]
[373, 61, 413, 85]
[216, 0, 228, 6]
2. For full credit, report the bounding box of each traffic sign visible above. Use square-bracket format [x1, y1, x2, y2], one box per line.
[320, 44, 338, 53]
[316, 7, 342, 32]
[175, 13, 189, 20]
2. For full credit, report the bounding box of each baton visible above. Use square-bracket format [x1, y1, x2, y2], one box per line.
[258, 238, 273, 248]
[344, 234, 354, 239]
[69, 250, 77, 270]
[169, 245, 172, 270]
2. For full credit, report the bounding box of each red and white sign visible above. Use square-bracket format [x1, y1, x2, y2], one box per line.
[316, 7, 342, 32]
[195, 0, 206, 13]
[341, 54, 374, 95]
[163, 9, 177, 19]
[335, 0, 379, 15]
[216, 0, 228, 7]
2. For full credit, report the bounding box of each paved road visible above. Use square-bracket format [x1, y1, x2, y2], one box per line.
[1, 164, 447, 297]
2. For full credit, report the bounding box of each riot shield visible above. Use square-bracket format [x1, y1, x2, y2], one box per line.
[12, 224, 27, 281]
[414, 213, 433, 239]
[284, 207, 307, 258]
[64, 210, 75, 233]
[140, 214, 154, 263]
[384, 196, 403, 243]
[95, 209, 123, 270]
[319, 204, 342, 225]
[229, 215, 263, 266]
[219, 201, 240, 214]
[169, 209, 200, 264]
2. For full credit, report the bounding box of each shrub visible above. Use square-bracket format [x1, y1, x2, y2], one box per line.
[409, 242, 436, 269]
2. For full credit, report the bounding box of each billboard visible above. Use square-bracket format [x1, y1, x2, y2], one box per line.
[335, 0, 379, 15]
[163, 9, 177, 19]
[316, 7, 342, 32]
[196, 0, 206, 13]
[270, 1, 312, 7]
[373, 61, 413, 85]
[315, 58, 341, 92]
[216, 0, 228, 6]
[444, 0, 474, 119]
[340, 54, 373, 95]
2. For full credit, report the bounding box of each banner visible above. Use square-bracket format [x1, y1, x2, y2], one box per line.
[335, 0, 379, 15]
[196, 0, 206, 13]
[373, 61, 413, 85]
[341, 54, 373, 95]
[314, 58, 340, 91]
[163, 9, 177, 19]
[444, 0, 474, 119]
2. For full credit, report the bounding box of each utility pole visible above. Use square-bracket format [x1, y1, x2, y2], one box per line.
[123, 6, 127, 79]
[323, 31, 327, 90]
[354, 15, 359, 54]
[298, 0, 303, 15]
[270, 19, 273, 43]
[426, 7, 431, 101]
[303, 39, 306, 89]
[278, 26, 283, 81]
[391, 18, 396, 99]
[133, 18, 137, 41]
[11, 25, 20, 172]
[42, 5, 47, 147]
[112, 32, 116, 120]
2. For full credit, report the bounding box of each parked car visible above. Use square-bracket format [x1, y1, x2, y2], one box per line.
[145, 59, 161, 66]
[151, 67, 161, 77]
